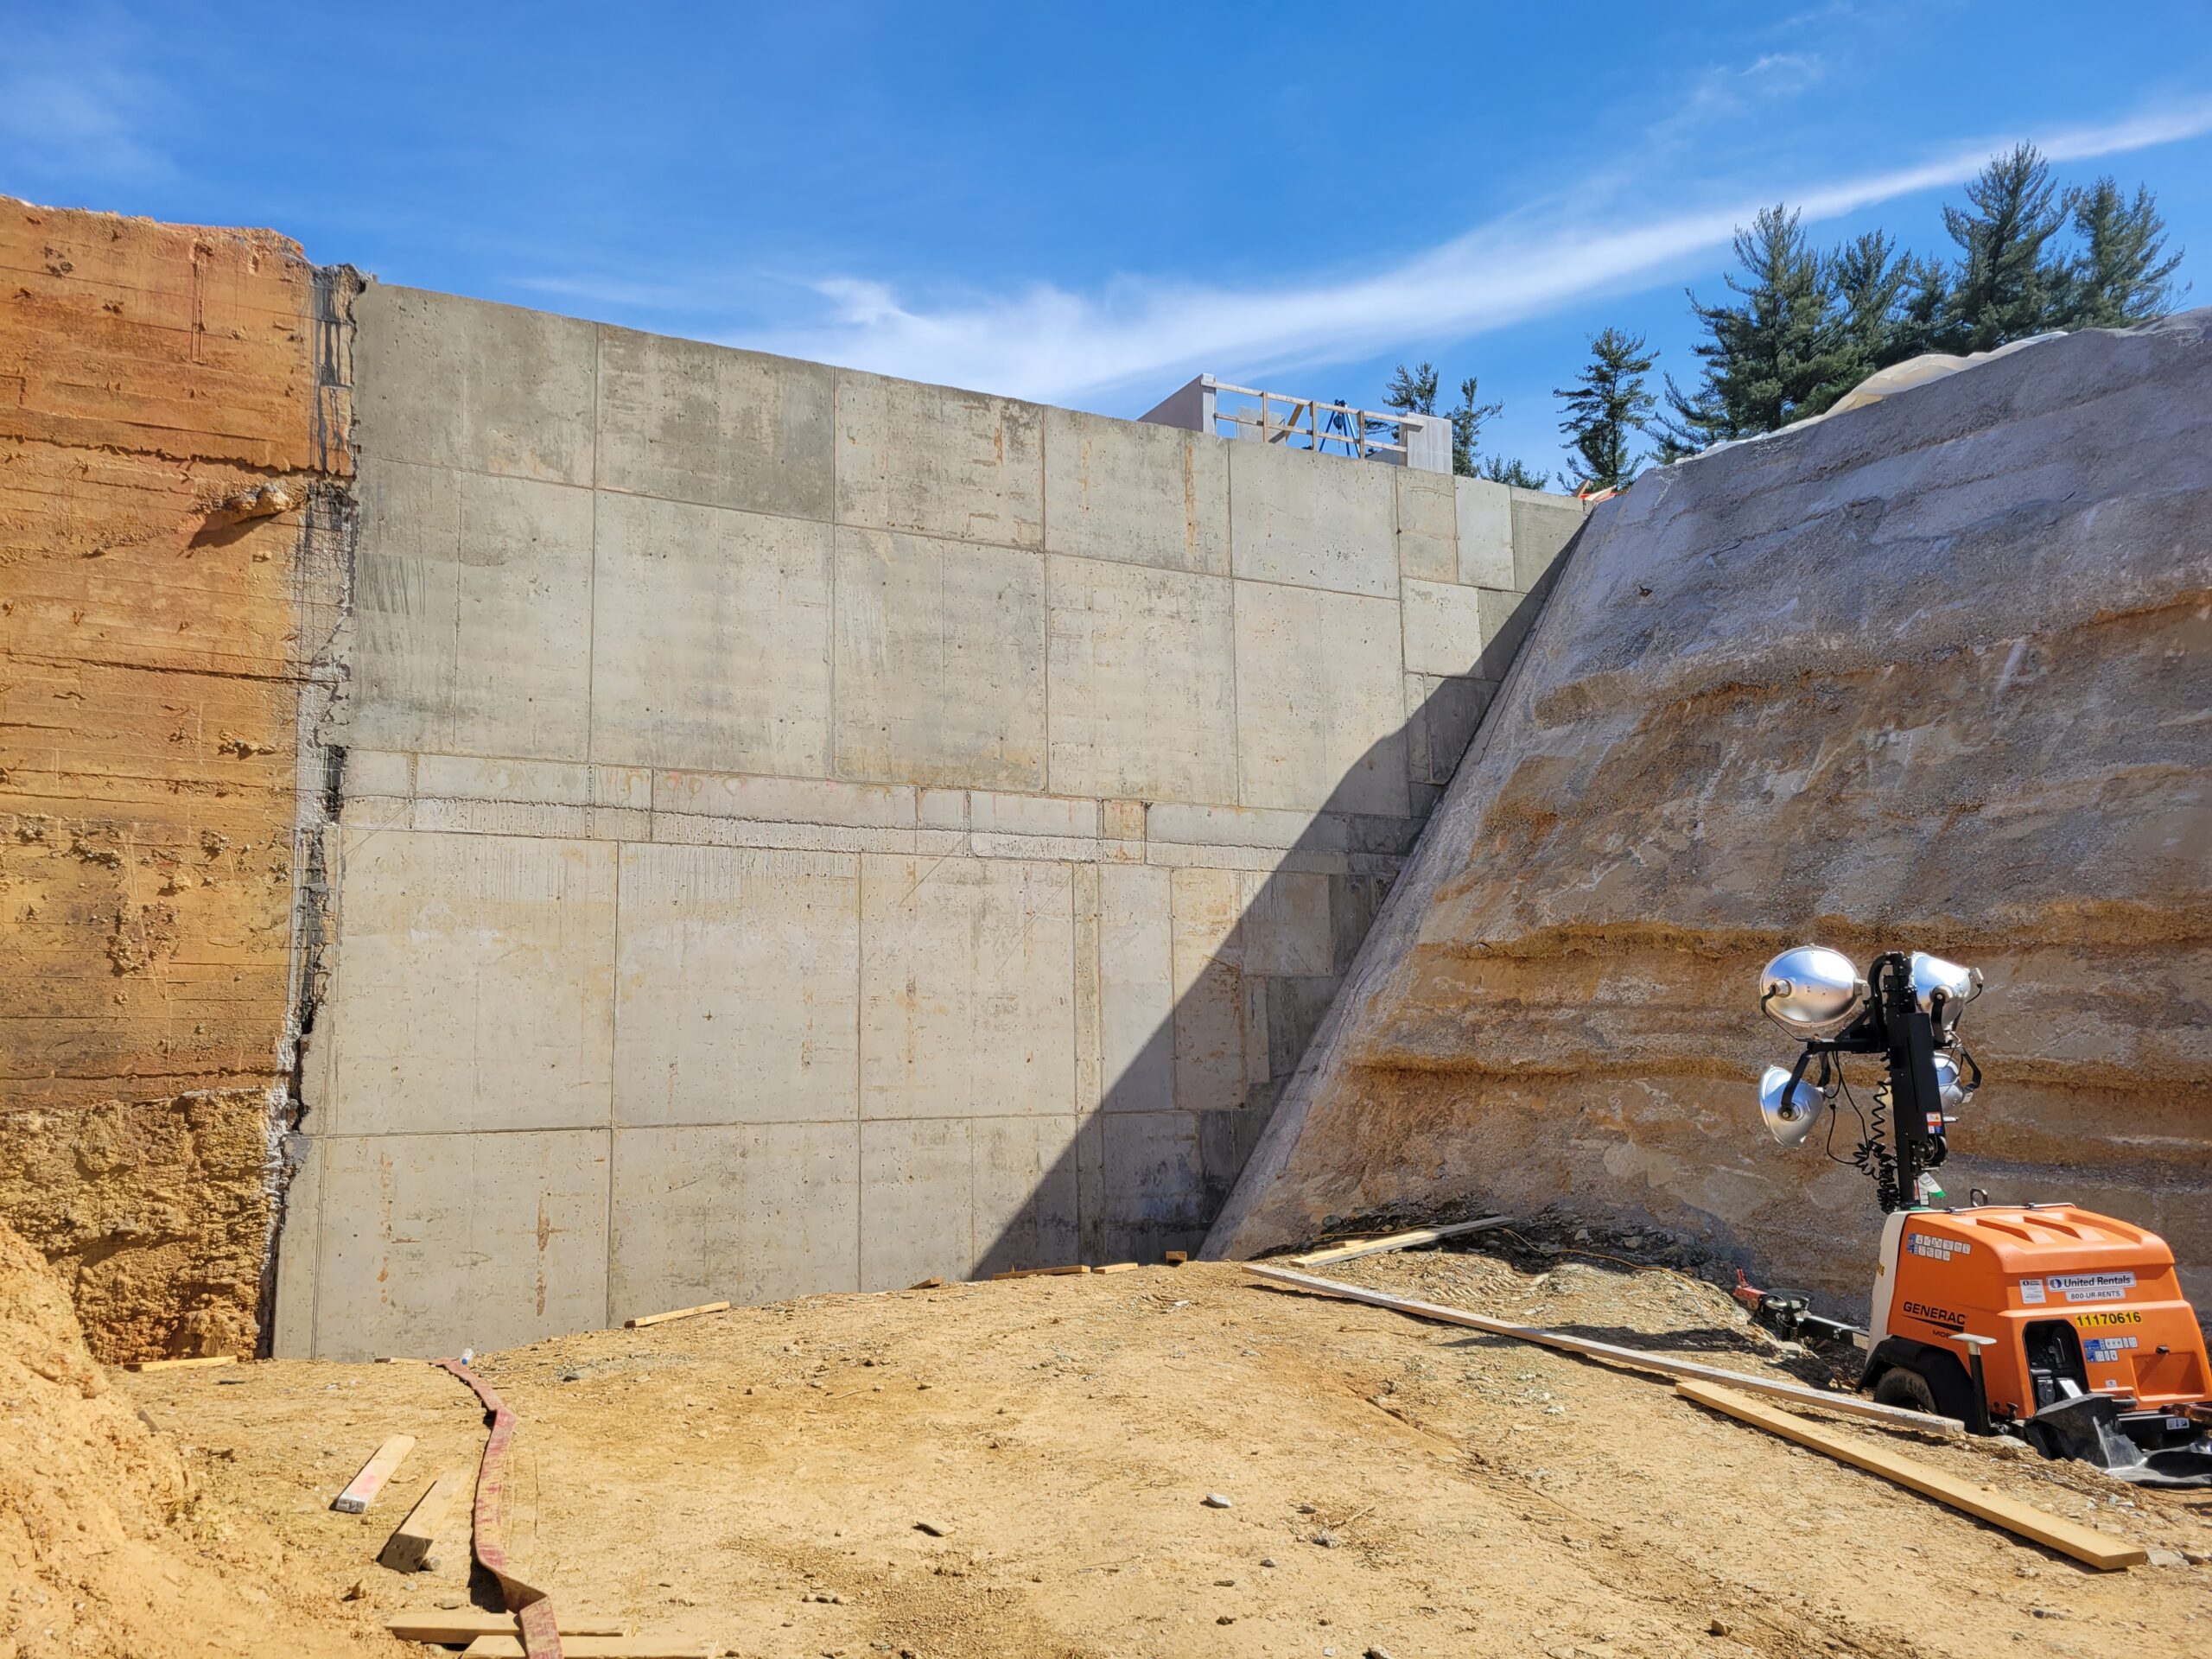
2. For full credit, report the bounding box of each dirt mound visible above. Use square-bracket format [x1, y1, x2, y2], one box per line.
[0, 1220, 404, 1658]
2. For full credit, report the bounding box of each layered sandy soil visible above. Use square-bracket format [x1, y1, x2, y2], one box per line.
[116, 1230, 2212, 1659]
[0, 1220, 407, 1658]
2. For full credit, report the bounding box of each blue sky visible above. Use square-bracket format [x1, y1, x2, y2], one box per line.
[7, 1, 2209, 480]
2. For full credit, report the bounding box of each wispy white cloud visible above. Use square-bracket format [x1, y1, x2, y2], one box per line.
[1649, 50, 1829, 150]
[0, 16, 174, 186]
[738, 99, 2212, 404]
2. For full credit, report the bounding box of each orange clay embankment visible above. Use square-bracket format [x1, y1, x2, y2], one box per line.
[0, 200, 353, 1359]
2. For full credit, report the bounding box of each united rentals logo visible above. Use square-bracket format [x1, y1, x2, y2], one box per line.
[1902, 1300, 1967, 1329]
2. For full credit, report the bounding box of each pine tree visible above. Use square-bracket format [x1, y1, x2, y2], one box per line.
[1384, 361, 1503, 476]
[1829, 230, 1910, 387]
[1657, 205, 1847, 453]
[1382, 361, 1440, 416]
[2056, 177, 2185, 328]
[1555, 327, 1656, 492]
[1480, 455, 1554, 490]
[1889, 253, 1954, 362]
[1940, 143, 2067, 352]
[1446, 374, 1503, 478]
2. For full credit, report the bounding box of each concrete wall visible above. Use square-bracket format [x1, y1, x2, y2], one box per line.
[274, 284, 1583, 1357]
[0, 199, 352, 1361]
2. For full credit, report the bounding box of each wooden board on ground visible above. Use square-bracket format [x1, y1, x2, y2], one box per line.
[386, 1611, 627, 1642]
[1244, 1263, 1959, 1436]
[458, 1637, 703, 1658]
[1093, 1262, 1141, 1274]
[1289, 1215, 1510, 1268]
[623, 1300, 729, 1330]
[991, 1264, 1089, 1280]
[378, 1467, 466, 1573]
[121, 1354, 238, 1373]
[1675, 1380, 2145, 1570]
[332, 1433, 416, 1514]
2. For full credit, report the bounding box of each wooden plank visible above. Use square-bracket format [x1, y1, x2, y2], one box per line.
[331, 1433, 416, 1514]
[990, 1264, 1090, 1280]
[1675, 1381, 2145, 1570]
[387, 1611, 628, 1642]
[459, 1643, 696, 1659]
[622, 1300, 729, 1330]
[1243, 1264, 1959, 1435]
[1289, 1215, 1510, 1268]
[120, 1354, 238, 1373]
[1093, 1262, 1141, 1274]
[377, 1467, 467, 1573]
[1164, 1250, 1189, 1266]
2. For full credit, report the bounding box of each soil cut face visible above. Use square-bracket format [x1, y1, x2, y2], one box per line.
[119, 1236, 2212, 1658]
[0, 1219, 407, 1659]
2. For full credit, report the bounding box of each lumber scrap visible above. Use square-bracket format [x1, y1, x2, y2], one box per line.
[991, 1263, 1090, 1280]
[1093, 1262, 1141, 1274]
[459, 1638, 704, 1658]
[1288, 1214, 1510, 1268]
[623, 1300, 729, 1330]
[1243, 1263, 1959, 1435]
[378, 1467, 467, 1573]
[332, 1434, 416, 1513]
[387, 1611, 627, 1642]
[120, 1354, 238, 1373]
[435, 1358, 563, 1659]
[1674, 1381, 2145, 1570]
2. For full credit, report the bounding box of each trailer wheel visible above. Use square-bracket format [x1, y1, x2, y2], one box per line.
[1872, 1365, 1940, 1415]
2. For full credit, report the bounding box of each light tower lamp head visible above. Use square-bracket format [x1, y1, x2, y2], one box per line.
[1758, 1065, 1825, 1147]
[1758, 944, 1867, 1039]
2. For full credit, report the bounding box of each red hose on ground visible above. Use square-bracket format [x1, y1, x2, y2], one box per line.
[435, 1358, 563, 1659]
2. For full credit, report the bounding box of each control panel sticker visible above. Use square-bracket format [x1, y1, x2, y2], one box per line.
[2048, 1271, 2134, 1302]
[2083, 1336, 2139, 1363]
[1905, 1234, 1972, 1262]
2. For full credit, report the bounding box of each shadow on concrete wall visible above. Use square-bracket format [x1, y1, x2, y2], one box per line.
[969, 569, 1571, 1275]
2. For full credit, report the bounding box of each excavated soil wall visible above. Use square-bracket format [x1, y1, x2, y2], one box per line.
[0, 200, 352, 1360]
[1211, 313, 2212, 1315]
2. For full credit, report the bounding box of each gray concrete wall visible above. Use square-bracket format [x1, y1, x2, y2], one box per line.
[273, 283, 1584, 1358]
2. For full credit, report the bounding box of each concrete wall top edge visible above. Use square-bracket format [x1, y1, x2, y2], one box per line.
[356, 280, 1590, 497]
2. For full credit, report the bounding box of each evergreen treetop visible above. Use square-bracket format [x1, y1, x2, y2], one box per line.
[1555, 327, 1657, 492]
[2060, 177, 2186, 328]
[1940, 143, 2067, 352]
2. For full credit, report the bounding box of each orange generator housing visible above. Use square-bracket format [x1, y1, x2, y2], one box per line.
[1866, 1204, 2212, 1426]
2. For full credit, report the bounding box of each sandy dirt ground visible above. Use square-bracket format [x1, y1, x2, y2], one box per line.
[124, 1231, 2212, 1658]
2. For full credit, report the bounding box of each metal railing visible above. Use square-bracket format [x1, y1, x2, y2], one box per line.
[1209, 383, 1413, 460]
[1138, 374, 1449, 471]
